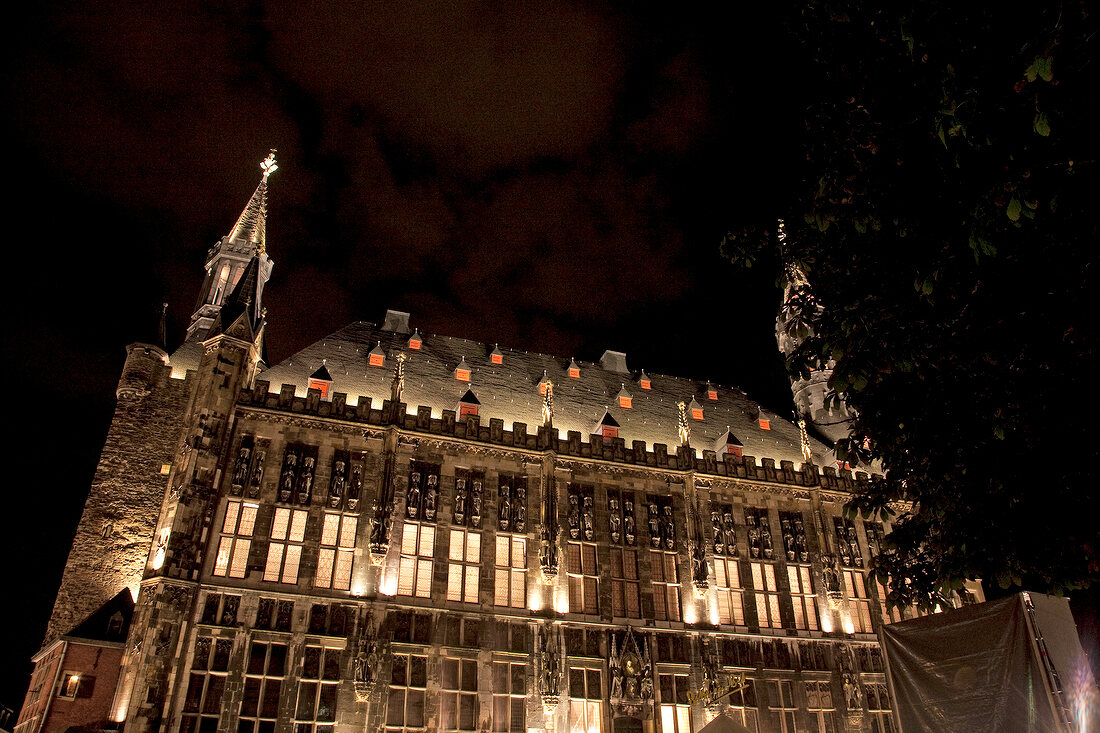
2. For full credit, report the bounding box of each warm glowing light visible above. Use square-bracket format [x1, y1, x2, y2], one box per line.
[759, 419, 771, 430]
[640, 379, 651, 390]
[842, 616, 855, 635]
[821, 613, 834, 633]
[554, 590, 569, 614]
[619, 397, 632, 409]
[708, 594, 720, 626]
[160, 464, 171, 475]
[380, 572, 397, 596]
[569, 368, 580, 378]
[491, 354, 503, 365]
[151, 528, 170, 570]
[529, 587, 543, 611]
[683, 603, 698, 625]
[456, 369, 470, 381]
[692, 408, 704, 420]
[351, 583, 365, 597]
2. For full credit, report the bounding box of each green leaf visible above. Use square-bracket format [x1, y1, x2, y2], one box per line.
[1037, 56, 1053, 82]
[1006, 197, 1022, 221]
[1034, 112, 1050, 137]
[1025, 58, 1040, 82]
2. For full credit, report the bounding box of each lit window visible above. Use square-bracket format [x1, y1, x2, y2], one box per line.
[369, 342, 385, 367]
[59, 673, 82, 699]
[264, 507, 307, 583]
[408, 329, 422, 350]
[788, 564, 820, 631]
[182, 638, 230, 731]
[759, 419, 771, 430]
[398, 523, 434, 598]
[708, 388, 718, 401]
[640, 379, 651, 390]
[161, 464, 171, 475]
[455, 358, 471, 381]
[566, 542, 599, 615]
[843, 570, 873, 633]
[713, 557, 745, 625]
[602, 425, 619, 440]
[490, 345, 503, 365]
[491, 661, 525, 732]
[315, 513, 357, 590]
[441, 658, 478, 731]
[806, 681, 839, 733]
[692, 407, 704, 420]
[214, 500, 257, 578]
[307, 379, 330, 399]
[459, 403, 478, 418]
[727, 445, 743, 458]
[727, 681, 760, 732]
[619, 396, 632, 409]
[609, 548, 641, 618]
[494, 535, 527, 609]
[568, 359, 580, 378]
[447, 529, 481, 603]
[751, 562, 782, 628]
[651, 550, 681, 621]
[659, 674, 692, 733]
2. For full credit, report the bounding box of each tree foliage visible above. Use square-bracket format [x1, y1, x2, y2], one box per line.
[723, 1, 1099, 608]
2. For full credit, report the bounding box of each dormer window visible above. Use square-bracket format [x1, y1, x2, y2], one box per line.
[538, 371, 551, 395]
[368, 342, 385, 367]
[706, 382, 718, 401]
[689, 398, 703, 421]
[568, 358, 580, 379]
[455, 357, 471, 382]
[603, 425, 619, 439]
[759, 419, 771, 430]
[617, 384, 632, 409]
[715, 427, 743, 458]
[490, 344, 503, 365]
[458, 389, 480, 418]
[308, 361, 333, 399]
[593, 409, 620, 440]
[639, 370, 652, 390]
[408, 329, 422, 350]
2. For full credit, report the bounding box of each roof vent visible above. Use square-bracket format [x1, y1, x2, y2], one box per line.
[381, 310, 411, 334]
[599, 350, 629, 374]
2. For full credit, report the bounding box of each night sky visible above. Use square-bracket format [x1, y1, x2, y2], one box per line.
[2, 2, 1091, 711]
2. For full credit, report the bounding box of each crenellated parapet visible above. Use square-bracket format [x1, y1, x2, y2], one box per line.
[237, 380, 880, 496]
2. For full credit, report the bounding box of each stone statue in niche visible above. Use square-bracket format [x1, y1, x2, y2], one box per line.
[470, 479, 483, 528]
[608, 496, 622, 543]
[623, 498, 636, 546]
[232, 445, 251, 489]
[454, 478, 467, 525]
[582, 495, 595, 540]
[297, 456, 315, 505]
[424, 474, 438, 521]
[280, 451, 298, 502]
[662, 505, 675, 550]
[648, 503, 661, 547]
[347, 464, 361, 510]
[712, 510, 725, 554]
[407, 471, 421, 519]
[537, 624, 561, 705]
[843, 672, 862, 710]
[513, 485, 526, 532]
[723, 512, 737, 554]
[329, 460, 346, 508]
[758, 515, 773, 559]
[499, 483, 512, 531]
[248, 451, 265, 499]
[568, 494, 580, 539]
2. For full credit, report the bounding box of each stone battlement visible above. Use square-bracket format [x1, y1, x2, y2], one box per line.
[241, 379, 876, 494]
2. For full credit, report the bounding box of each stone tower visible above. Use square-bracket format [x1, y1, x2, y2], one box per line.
[774, 220, 854, 449]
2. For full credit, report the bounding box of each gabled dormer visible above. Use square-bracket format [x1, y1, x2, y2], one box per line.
[689, 397, 704, 421]
[454, 357, 471, 382]
[538, 370, 552, 395]
[715, 427, 744, 458]
[592, 409, 620, 440]
[568, 358, 581, 379]
[368, 341, 386, 367]
[617, 384, 633, 409]
[706, 381, 718, 401]
[489, 344, 503, 365]
[458, 388, 480, 418]
[308, 361, 333, 399]
[638, 370, 652, 390]
[408, 328, 423, 350]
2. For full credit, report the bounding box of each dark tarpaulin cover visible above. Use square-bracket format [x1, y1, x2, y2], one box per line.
[881, 593, 1096, 733]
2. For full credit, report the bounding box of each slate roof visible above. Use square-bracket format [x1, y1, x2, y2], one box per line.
[257, 316, 834, 466]
[64, 588, 133, 643]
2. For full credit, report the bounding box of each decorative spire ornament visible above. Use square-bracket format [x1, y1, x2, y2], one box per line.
[677, 401, 690, 446]
[542, 378, 554, 428]
[391, 352, 407, 404]
[260, 149, 278, 182]
[798, 414, 813, 463]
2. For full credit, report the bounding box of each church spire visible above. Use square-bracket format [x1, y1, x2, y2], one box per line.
[184, 152, 277, 343]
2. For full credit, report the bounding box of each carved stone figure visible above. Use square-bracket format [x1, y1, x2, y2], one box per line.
[568, 494, 580, 539]
[232, 446, 251, 488]
[723, 512, 737, 554]
[648, 503, 661, 547]
[513, 485, 526, 532]
[711, 510, 724, 554]
[623, 499, 636, 546]
[454, 481, 467, 525]
[280, 452, 298, 502]
[843, 673, 862, 710]
[297, 456, 315, 505]
[424, 474, 438, 521]
[248, 452, 265, 498]
[407, 472, 421, 518]
[470, 479, 483, 527]
[347, 464, 361, 509]
[609, 505, 622, 544]
[499, 484, 511, 530]
[329, 459, 346, 507]
[662, 505, 675, 549]
[582, 495, 595, 540]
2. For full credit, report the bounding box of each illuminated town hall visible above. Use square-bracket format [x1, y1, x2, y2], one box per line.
[16, 155, 976, 733]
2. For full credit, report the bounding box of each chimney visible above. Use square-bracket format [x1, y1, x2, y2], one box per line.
[381, 310, 411, 334]
[599, 350, 629, 374]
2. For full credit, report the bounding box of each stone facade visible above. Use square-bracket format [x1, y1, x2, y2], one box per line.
[22, 160, 984, 733]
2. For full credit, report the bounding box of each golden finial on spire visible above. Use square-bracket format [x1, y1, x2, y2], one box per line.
[798, 414, 813, 463]
[677, 401, 690, 446]
[261, 149, 278, 182]
[542, 379, 554, 428]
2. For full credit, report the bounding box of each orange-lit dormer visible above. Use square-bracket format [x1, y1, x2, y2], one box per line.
[706, 381, 718, 401]
[538, 370, 552, 395]
[689, 397, 704, 421]
[715, 427, 743, 458]
[308, 361, 333, 399]
[638, 370, 652, 390]
[617, 384, 632, 409]
[458, 388, 480, 418]
[758, 418, 771, 430]
[454, 356, 471, 382]
[568, 358, 580, 379]
[593, 409, 620, 440]
[368, 341, 385, 367]
[408, 328, 422, 350]
[489, 344, 503, 365]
